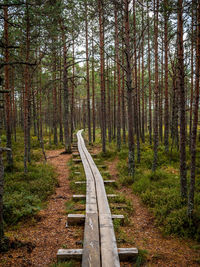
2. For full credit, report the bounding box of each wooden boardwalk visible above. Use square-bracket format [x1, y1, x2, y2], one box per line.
[57, 130, 138, 266]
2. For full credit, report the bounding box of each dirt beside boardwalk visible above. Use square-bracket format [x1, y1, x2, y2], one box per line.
[107, 158, 200, 267]
[0, 149, 83, 267]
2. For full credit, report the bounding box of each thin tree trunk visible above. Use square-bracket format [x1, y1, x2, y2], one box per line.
[53, 51, 58, 145]
[189, 0, 194, 150]
[4, 6, 13, 167]
[141, 1, 145, 143]
[114, 5, 121, 151]
[71, 37, 75, 143]
[85, 0, 91, 144]
[61, 23, 71, 153]
[188, 0, 200, 217]
[24, 1, 30, 172]
[177, 0, 187, 199]
[92, 31, 96, 143]
[147, 2, 152, 145]
[164, 0, 169, 152]
[98, 0, 106, 153]
[124, 0, 135, 177]
[152, 0, 159, 172]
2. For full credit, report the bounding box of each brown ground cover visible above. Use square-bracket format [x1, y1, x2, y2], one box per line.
[0, 149, 83, 267]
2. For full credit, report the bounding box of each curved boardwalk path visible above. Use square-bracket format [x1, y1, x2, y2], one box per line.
[57, 130, 137, 266]
[77, 130, 120, 267]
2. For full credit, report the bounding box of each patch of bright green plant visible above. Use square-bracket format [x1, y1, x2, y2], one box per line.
[3, 163, 57, 226]
[134, 249, 148, 267]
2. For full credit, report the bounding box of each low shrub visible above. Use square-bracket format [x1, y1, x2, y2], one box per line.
[3, 163, 57, 226]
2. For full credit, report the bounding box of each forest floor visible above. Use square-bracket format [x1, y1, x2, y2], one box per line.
[107, 157, 200, 267]
[1, 147, 200, 266]
[0, 149, 82, 267]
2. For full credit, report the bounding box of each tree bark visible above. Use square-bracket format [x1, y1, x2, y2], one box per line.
[188, 0, 200, 217]
[85, 0, 91, 144]
[4, 6, 13, 167]
[177, 0, 187, 199]
[124, 0, 135, 177]
[152, 0, 159, 172]
[164, 0, 169, 152]
[98, 0, 106, 153]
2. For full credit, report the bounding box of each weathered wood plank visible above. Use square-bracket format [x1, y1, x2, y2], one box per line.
[57, 248, 138, 261]
[73, 159, 82, 163]
[82, 213, 100, 266]
[73, 194, 117, 200]
[75, 180, 115, 185]
[57, 249, 82, 261]
[77, 130, 100, 267]
[57, 247, 138, 262]
[78, 130, 120, 267]
[67, 214, 124, 225]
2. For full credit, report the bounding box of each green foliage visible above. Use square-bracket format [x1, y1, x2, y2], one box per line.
[134, 249, 148, 267]
[3, 163, 57, 226]
[115, 140, 200, 241]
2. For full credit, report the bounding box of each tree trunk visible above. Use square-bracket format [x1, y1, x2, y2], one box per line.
[188, 0, 200, 217]
[92, 31, 96, 143]
[98, 0, 106, 153]
[61, 23, 71, 153]
[147, 2, 152, 145]
[152, 0, 159, 172]
[85, 0, 91, 144]
[70, 37, 75, 143]
[177, 0, 187, 199]
[4, 6, 13, 167]
[24, 1, 30, 172]
[164, 0, 169, 152]
[124, 0, 135, 177]
[114, 5, 121, 151]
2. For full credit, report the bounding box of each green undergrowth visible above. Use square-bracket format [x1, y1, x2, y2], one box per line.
[4, 163, 57, 227]
[115, 141, 200, 241]
[2, 131, 58, 229]
[88, 130, 200, 241]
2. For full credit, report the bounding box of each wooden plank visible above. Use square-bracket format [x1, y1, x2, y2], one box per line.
[57, 249, 82, 261]
[75, 180, 115, 185]
[73, 194, 117, 200]
[73, 159, 82, 163]
[76, 130, 100, 267]
[118, 248, 138, 261]
[67, 214, 124, 225]
[82, 213, 100, 266]
[57, 248, 138, 262]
